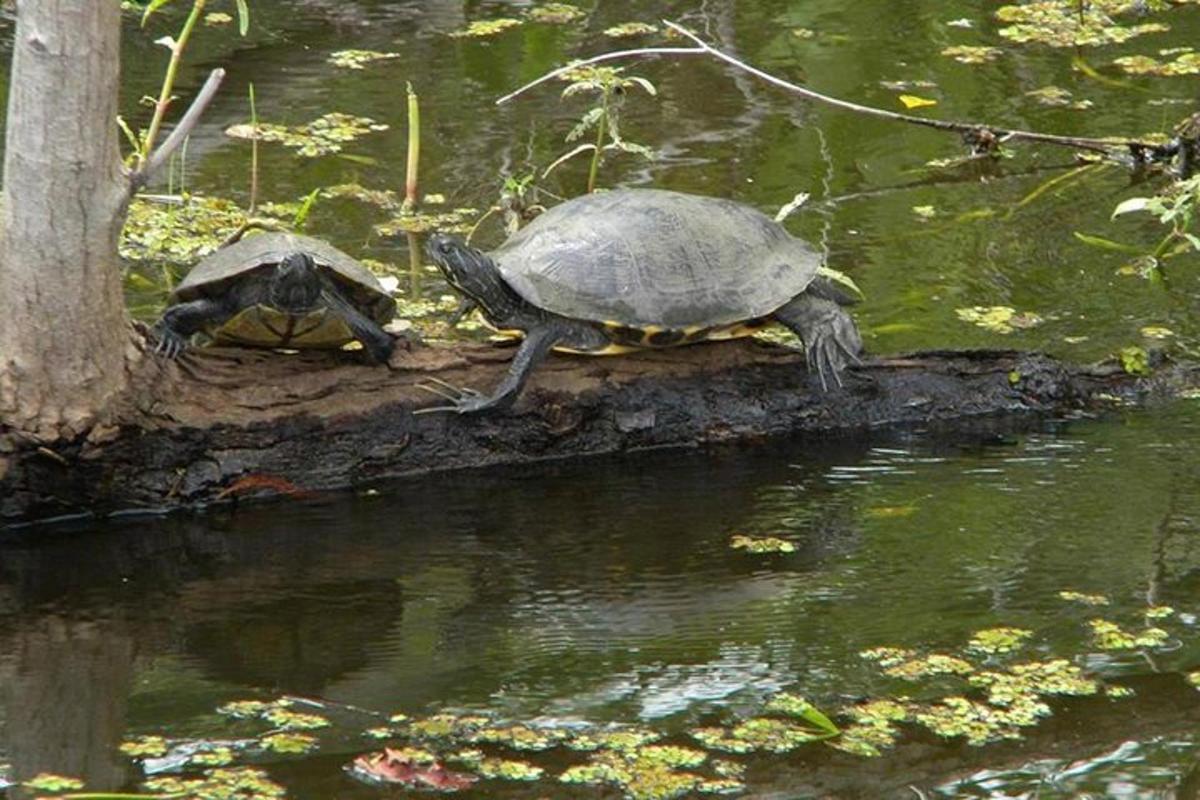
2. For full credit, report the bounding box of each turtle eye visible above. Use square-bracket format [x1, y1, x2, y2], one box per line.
[437, 239, 454, 255]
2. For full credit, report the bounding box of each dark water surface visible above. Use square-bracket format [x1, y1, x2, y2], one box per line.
[4, 0, 1200, 797]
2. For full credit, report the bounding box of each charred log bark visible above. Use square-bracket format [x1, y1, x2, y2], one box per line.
[0, 338, 1193, 525]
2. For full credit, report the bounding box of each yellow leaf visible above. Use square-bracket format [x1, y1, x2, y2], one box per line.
[899, 94, 938, 109]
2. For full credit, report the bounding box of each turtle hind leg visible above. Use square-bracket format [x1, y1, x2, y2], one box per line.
[772, 294, 863, 390]
[319, 286, 396, 364]
[153, 297, 234, 359]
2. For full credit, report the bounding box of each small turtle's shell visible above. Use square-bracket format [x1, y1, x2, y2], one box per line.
[173, 232, 394, 325]
[492, 189, 822, 330]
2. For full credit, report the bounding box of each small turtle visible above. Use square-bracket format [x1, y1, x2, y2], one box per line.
[153, 232, 397, 363]
[423, 188, 862, 414]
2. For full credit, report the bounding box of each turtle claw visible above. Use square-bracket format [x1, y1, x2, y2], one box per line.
[413, 379, 489, 414]
[152, 326, 188, 360]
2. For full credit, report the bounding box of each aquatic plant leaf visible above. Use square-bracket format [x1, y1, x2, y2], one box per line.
[328, 50, 401, 70]
[24, 773, 85, 792]
[1118, 346, 1152, 376]
[450, 18, 523, 38]
[1058, 590, 1110, 606]
[1073, 231, 1142, 253]
[205, 12, 233, 26]
[729, 534, 795, 553]
[120, 735, 169, 758]
[605, 22, 659, 38]
[261, 707, 330, 731]
[883, 653, 975, 680]
[941, 45, 1003, 63]
[529, 3, 586, 24]
[899, 94, 938, 109]
[966, 627, 1033, 655]
[996, 1, 1170, 47]
[260, 732, 317, 754]
[1089, 618, 1168, 648]
[191, 746, 236, 766]
[225, 113, 388, 158]
[350, 748, 477, 791]
[955, 306, 1043, 335]
[1113, 51, 1200, 75]
[1140, 326, 1174, 339]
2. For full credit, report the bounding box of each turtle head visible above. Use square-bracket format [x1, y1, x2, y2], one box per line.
[426, 234, 500, 306]
[270, 253, 323, 311]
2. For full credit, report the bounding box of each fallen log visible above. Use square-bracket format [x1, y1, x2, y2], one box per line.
[0, 336, 1193, 525]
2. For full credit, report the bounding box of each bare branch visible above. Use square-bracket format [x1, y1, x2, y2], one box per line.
[132, 67, 225, 192]
[496, 20, 1172, 164]
[495, 47, 704, 105]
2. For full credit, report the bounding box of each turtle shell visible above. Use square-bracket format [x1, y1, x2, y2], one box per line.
[492, 189, 822, 330]
[173, 232, 394, 325]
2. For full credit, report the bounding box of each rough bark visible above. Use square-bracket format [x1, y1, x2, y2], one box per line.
[1, 338, 1192, 525]
[0, 1, 133, 441]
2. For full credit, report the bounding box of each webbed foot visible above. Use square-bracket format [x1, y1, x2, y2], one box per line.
[804, 318, 863, 390]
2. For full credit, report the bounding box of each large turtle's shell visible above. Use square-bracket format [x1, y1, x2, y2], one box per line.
[173, 232, 394, 324]
[492, 189, 822, 329]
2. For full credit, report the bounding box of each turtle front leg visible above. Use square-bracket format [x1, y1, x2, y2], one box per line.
[772, 294, 863, 390]
[152, 298, 233, 359]
[416, 324, 564, 415]
[320, 287, 397, 364]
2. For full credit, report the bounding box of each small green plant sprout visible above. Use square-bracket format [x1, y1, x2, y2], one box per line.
[544, 65, 657, 193]
[1108, 175, 1200, 276]
[729, 534, 796, 554]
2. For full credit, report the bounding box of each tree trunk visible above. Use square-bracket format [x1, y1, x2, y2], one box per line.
[0, 1, 132, 441]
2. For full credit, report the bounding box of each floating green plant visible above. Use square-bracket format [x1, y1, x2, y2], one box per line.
[469, 723, 571, 751]
[860, 646, 917, 667]
[729, 534, 795, 554]
[24, 773, 85, 792]
[260, 732, 317, 754]
[327, 49, 401, 70]
[914, 696, 1027, 745]
[450, 749, 545, 780]
[941, 45, 1003, 63]
[1089, 618, 1170, 649]
[1188, 672, 1200, 689]
[225, 113, 388, 158]
[567, 728, 662, 753]
[605, 22, 659, 38]
[122, 195, 247, 265]
[1113, 51, 1200, 75]
[996, 1, 1171, 47]
[405, 713, 489, 740]
[1119, 345, 1152, 376]
[450, 18, 523, 38]
[1025, 85, 1094, 108]
[261, 707, 329, 731]
[529, 3, 586, 24]
[883, 653, 975, 680]
[1105, 685, 1136, 698]
[955, 306, 1043, 334]
[1059, 590, 1110, 606]
[560, 745, 718, 800]
[217, 700, 275, 719]
[120, 735, 169, 758]
[191, 746, 236, 766]
[205, 11, 233, 26]
[322, 183, 402, 211]
[375, 208, 478, 236]
[144, 767, 285, 800]
[967, 627, 1034, 655]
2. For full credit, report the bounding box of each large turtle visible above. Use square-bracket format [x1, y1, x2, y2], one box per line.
[423, 188, 862, 414]
[153, 232, 396, 363]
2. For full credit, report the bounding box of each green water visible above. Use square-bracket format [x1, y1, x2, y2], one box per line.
[4, 1, 1200, 798]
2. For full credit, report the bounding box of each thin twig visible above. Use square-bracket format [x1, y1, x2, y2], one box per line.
[498, 20, 1157, 160]
[133, 68, 225, 191]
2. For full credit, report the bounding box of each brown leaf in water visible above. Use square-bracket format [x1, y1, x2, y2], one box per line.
[350, 748, 478, 791]
[216, 474, 311, 500]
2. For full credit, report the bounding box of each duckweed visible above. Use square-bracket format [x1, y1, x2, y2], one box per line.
[120, 735, 169, 758]
[529, 4, 586, 24]
[328, 49, 401, 70]
[955, 306, 1043, 334]
[941, 45, 1003, 63]
[217, 700, 275, 719]
[859, 646, 917, 667]
[996, 1, 1171, 48]
[1113, 51, 1200, 75]
[1026, 85, 1094, 108]
[729, 534, 796, 554]
[967, 627, 1034, 655]
[192, 746, 236, 766]
[450, 749, 545, 780]
[1089, 619, 1170, 649]
[560, 748, 708, 800]
[883, 653, 975, 680]
[24, 773, 85, 792]
[260, 732, 317, 754]
[262, 707, 330, 731]
[1059, 590, 1110, 606]
[568, 727, 663, 753]
[915, 696, 1026, 745]
[449, 18, 523, 38]
[144, 767, 286, 800]
[225, 113, 389, 158]
[605, 22, 659, 38]
[375, 208, 478, 236]
[122, 195, 247, 265]
[469, 723, 571, 751]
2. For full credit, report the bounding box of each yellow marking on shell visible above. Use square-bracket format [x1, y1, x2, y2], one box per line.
[556, 342, 641, 356]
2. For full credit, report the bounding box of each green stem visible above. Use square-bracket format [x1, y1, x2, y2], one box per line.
[403, 83, 421, 213]
[248, 82, 259, 214]
[587, 92, 609, 194]
[1152, 228, 1179, 261]
[139, 0, 207, 170]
